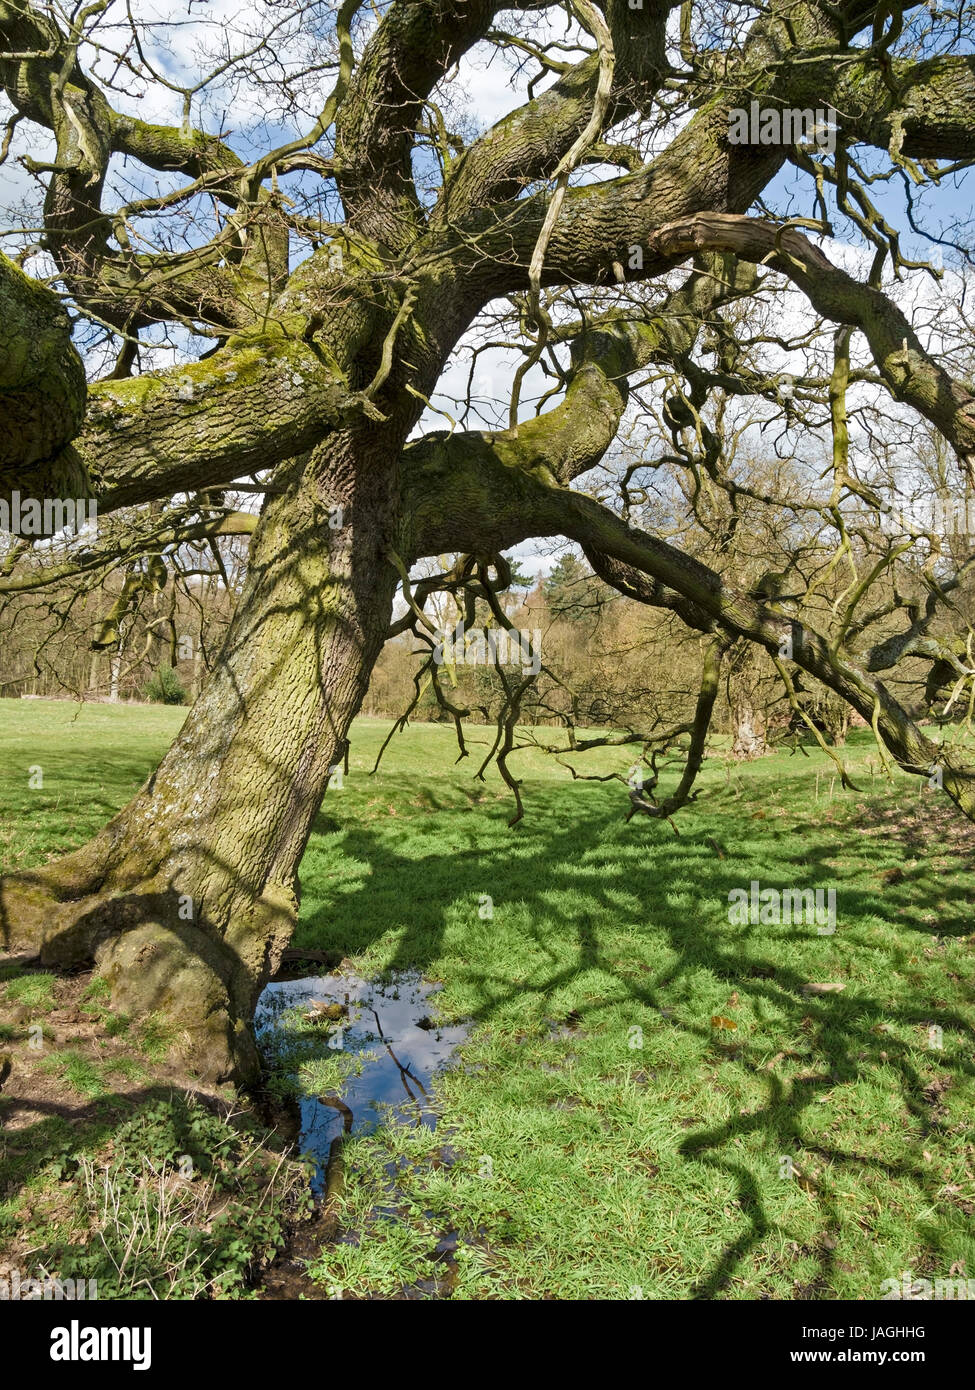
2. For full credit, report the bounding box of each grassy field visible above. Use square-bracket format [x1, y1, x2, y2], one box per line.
[1, 698, 974, 1300]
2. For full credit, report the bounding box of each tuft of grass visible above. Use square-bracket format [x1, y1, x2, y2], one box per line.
[23, 1096, 311, 1299]
[40, 1050, 107, 1099]
[4, 973, 56, 1011]
[80, 976, 111, 1006]
[103, 1057, 148, 1084]
[137, 1015, 175, 1062]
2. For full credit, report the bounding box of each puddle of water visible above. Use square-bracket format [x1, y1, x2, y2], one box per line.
[256, 970, 469, 1194]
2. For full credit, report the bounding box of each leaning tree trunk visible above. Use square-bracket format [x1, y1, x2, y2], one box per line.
[0, 430, 399, 1082]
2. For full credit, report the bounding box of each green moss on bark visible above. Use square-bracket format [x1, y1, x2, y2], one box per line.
[0, 252, 87, 479]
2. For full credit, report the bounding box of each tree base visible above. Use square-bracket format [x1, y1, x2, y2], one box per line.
[0, 857, 283, 1086]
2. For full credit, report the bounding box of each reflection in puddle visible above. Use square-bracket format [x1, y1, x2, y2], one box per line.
[256, 971, 469, 1194]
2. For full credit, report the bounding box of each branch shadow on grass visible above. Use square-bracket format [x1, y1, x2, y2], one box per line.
[294, 783, 975, 1298]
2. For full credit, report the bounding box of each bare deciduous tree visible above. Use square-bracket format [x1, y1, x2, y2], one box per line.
[2, 0, 975, 1080]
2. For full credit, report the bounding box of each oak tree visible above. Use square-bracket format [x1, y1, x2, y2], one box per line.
[2, 0, 975, 1080]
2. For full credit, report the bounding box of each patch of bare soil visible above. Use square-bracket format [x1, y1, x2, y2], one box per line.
[841, 795, 975, 860]
[0, 959, 229, 1136]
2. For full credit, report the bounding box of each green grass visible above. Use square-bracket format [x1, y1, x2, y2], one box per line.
[2, 698, 974, 1299]
[3, 971, 56, 1010]
[0, 1094, 310, 1299]
[39, 1049, 108, 1099]
[0, 700, 188, 871]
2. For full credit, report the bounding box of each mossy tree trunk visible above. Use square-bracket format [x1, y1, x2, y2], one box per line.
[0, 430, 398, 1082]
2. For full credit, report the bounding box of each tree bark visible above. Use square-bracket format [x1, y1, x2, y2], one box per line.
[0, 252, 86, 489]
[731, 701, 767, 761]
[0, 430, 398, 1082]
